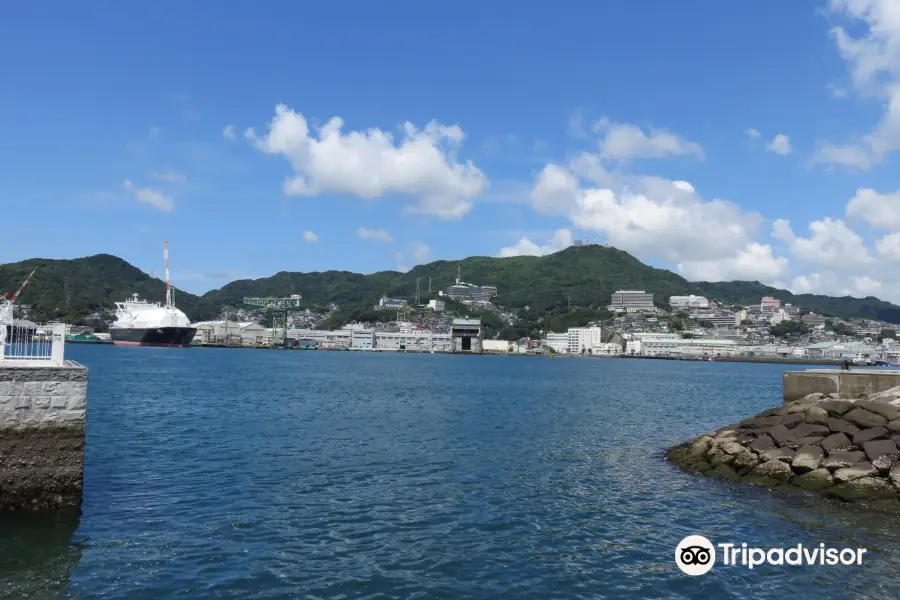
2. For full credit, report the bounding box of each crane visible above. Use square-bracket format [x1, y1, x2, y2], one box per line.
[243, 294, 303, 347]
[1, 268, 37, 303]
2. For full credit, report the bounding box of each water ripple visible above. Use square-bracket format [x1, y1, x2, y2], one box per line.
[2, 347, 900, 598]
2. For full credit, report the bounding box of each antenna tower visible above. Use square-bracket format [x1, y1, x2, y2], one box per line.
[428, 277, 432, 293]
[415, 277, 421, 306]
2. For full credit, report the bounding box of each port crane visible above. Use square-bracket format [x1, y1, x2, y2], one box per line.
[243, 294, 302, 347]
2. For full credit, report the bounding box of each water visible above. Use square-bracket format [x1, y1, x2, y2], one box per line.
[4, 346, 900, 599]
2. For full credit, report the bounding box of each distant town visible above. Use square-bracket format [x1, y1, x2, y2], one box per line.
[25, 268, 900, 362]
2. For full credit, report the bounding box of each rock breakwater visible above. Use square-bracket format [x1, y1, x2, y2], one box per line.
[667, 386, 900, 503]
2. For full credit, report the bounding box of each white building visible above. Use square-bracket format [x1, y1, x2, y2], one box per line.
[609, 290, 655, 313]
[567, 326, 603, 354]
[544, 332, 569, 354]
[192, 320, 243, 344]
[238, 322, 267, 345]
[375, 296, 408, 310]
[427, 299, 446, 312]
[696, 313, 740, 328]
[483, 339, 511, 353]
[351, 329, 376, 349]
[375, 331, 451, 352]
[639, 338, 737, 357]
[669, 295, 709, 310]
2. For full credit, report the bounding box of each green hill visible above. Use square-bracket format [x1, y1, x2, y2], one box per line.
[694, 281, 900, 323]
[3, 247, 900, 330]
[0, 254, 206, 323]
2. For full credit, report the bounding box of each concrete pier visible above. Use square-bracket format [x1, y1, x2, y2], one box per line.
[0, 362, 88, 511]
[783, 369, 900, 403]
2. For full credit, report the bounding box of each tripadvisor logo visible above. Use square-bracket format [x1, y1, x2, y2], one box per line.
[674, 535, 868, 575]
[675, 535, 716, 576]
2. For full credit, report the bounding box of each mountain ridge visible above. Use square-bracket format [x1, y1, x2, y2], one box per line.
[2, 247, 900, 326]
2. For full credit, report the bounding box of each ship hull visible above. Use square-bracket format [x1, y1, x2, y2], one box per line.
[110, 327, 196, 348]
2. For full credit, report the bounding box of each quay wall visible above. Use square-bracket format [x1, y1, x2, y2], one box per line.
[784, 370, 900, 404]
[0, 362, 88, 511]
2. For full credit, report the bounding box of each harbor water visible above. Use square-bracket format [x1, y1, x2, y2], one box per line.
[3, 346, 900, 599]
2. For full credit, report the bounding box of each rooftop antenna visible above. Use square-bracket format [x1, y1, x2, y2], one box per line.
[163, 240, 172, 308]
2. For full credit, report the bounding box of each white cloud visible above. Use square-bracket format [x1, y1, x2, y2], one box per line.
[746, 128, 761, 139]
[787, 271, 889, 299]
[771, 217, 873, 269]
[357, 227, 394, 243]
[223, 125, 236, 141]
[148, 126, 160, 140]
[677, 243, 789, 282]
[393, 241, 432, 272]
[530, 161, 761, 263]
[499, 228, 574, 258]
[766, 134, 792, 155]
[249, 104, 487, 219]
[123, 179, 174, 212]
[592, 117, 704, 162]
[150, 170, 187, 184]
[302, 231, 319, 243]
[846, 187, 900, 230]
[567, 108, 587, 138]
[814, 1, 900, 169]
[875, 232, 900, 260]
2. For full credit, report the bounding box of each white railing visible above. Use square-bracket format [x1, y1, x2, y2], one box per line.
[0, 322, 65, 366]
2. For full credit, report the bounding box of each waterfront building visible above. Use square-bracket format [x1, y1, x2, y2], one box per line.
[483, 339, 511, 353]
[566, 326, 603, 354]
[192, 320, 243, 345]
[609, 290, 655, 313]
[669, 295, 709, 310]
[544, 332, 569, 354]
[351, 329, 376, 349]
[450, 318, 483, 353]
[238, 322, 267, 345]
[638, 338, 737, 357]
[631, 332, 680, 341]
[427, 299, 446, 312]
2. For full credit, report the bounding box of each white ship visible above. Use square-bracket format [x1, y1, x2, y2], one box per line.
[109, 242, 196, 347]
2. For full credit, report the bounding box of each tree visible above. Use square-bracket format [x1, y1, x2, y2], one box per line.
[881, 329, 897, 339]
[770, 321, 810, 337]
[829, 322, 857, 337]
[700, 320, 715, 329]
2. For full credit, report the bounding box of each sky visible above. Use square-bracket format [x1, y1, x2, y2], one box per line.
[2, 1, 900, 300]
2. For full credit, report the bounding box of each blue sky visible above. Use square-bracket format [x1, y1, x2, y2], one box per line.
[2, 1, 900, 299]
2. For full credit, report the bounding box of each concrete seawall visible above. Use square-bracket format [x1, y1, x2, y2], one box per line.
[784, 370, 900, 403]
[0, 362, 88, 511]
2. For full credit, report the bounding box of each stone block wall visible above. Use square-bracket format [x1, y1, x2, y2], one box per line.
[0, 363, 88, 511]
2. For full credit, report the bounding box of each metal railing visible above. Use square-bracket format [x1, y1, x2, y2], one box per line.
[0, 322, 66, 366]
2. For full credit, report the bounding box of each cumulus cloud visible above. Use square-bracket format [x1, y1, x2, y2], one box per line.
[499, 228, 574, 258]
[393, 241, 432, 272]
[592, 117, 704, 162]
[846, 187, 900, 230]
[530, 163, 761, 263]
[875, 232, 900, 260]
[223, 125, 236, 141]
[746, 128, 761, 139]
[767, 134, 792, 155]
[123, 179, 173, 212]
[357, 227, 394, 243]
[248, 104, 487, 219]
[813, 1, 900, 169]
[677, 243, 789, 282]
[770, 217, 873, 269]
[302, 231, 319, 243]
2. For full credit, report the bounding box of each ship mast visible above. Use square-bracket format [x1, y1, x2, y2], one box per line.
[164, 240, 172, 309]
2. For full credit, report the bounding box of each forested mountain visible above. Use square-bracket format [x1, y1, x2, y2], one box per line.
[3, 247, 900, 328]
[694, 281, 900, 323]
